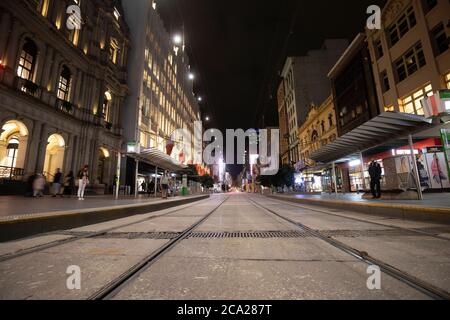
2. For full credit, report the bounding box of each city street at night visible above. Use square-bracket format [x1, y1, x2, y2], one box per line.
[1, 0, 450, 309]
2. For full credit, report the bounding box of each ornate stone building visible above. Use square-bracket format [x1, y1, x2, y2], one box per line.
[0, 0, 129, 193]
[298, 95, 337, 167]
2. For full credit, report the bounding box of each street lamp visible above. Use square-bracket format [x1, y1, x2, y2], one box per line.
[188, 73, 195, 80]
[197, 96, 203, 102]
[173, 34, 182, 45]
[205, 116, 210, 122]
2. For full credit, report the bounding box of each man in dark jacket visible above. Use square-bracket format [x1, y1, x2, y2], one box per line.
[368, 161, 382, 199]
[52, 168, 63, 197]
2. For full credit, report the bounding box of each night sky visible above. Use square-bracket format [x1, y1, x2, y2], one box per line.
[157, 0, 387, 131]
[156, 0, 386, 178]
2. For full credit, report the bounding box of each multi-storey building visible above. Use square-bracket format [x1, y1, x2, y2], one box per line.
[276, 78, 289, 165]
[279, 39, 348, 164]
[328, 34, 380, 137]
[0, 0, 129, 194]
[121, 0, 200, 190]
[366, 0, 450, 115]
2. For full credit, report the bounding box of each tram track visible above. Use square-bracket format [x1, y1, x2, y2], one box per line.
[0, 196, 214, 263]
[265, 195, 450, 241]
[88, 196, 230, 300]
[248, 197, 450, 300]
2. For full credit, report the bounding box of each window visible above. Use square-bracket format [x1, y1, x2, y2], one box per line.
[109, 38, 120, 64]
[387, 7, 416, 47]
[399, 84, 433, 115]
[17, 39, 37, 80]
[375, 40, 384, 59]
[395, 42, 426, 82]
[113, 7, 120, 21]
[6, 137, 19, 168]
[328, 114, 333, 127]
[446, 72, 450, 89]
[421, 0, 437, 14]
[381, 70, 390, 92]
[57, 66, 71, 101]
[431, 23, 449, 56]
[384, 105, 395, 112]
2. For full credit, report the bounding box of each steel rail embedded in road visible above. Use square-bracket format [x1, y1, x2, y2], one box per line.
[266, 195, 450, 241]
[0, 197, 213, 263]
[248, 197, 450, 300]
[87, 196, 230, 300]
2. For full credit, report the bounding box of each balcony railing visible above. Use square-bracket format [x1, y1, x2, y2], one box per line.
[0, 166, 25, 181]
[14, 76, 42, 99]
[55, 99, 75, 115]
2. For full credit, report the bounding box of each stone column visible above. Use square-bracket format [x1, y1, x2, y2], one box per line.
[5, 18, 21, 71]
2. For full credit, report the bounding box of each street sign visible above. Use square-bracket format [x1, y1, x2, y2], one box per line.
[127, 141, 140, 154]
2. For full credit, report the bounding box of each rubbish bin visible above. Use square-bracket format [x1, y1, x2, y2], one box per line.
[181, 186, 188, 196]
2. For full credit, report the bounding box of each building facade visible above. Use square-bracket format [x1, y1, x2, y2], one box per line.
[328, 34, 380, 137]
[276, 78, 289, 165]
[366, 0, 450, 115]
[298, 95, 337, 166]
[0, 0, 129, 193]
[279, 39, 348, 164]
[121, 0, 201, 190]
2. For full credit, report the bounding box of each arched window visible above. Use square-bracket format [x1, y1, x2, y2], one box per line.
[321, 120, 325, 133]
[328, 114, 333, 127]
[57, 66, 72, 101]
[311, 130, 319, 142]
[6, 137, 20, 168]
[17, 38, 37, 80]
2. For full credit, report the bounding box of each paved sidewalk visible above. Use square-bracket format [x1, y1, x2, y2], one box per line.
[0, 195, 197, 218]
[276, 192, 450, 209]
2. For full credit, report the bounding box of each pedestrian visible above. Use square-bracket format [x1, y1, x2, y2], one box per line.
[63, 171, 75, 197]
[160, 171, 170, 199]
[368, 161, 382, 199]
[33, 173, 45, 198]
[52, 168, 63, 197]
[77, 165, 89, 200]
[141, 181, 147, 194]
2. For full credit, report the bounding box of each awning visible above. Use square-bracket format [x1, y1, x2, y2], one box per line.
[132, 148, 187, 172]
[310, 112, 435, 164]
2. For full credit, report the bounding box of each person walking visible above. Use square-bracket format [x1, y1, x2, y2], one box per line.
[33, 173, 45, 198]
[160, 171, 170, 199]
[52, 168, 63, 197]
[77, 165, 89, 200]
[368, 161, 382, 199]
[63, 171, 75, 197]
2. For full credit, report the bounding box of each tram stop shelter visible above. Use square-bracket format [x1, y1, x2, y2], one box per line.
[309, 112, 447, 200]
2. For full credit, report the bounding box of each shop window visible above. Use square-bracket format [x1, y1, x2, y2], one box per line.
[431, 23, 449, 56]
[17, 38, 37, 81]
[387, 7, 416, 47]
[399, 84, 433, 115]
[57, 65, 71, 101]
[395, 42, 426, 82]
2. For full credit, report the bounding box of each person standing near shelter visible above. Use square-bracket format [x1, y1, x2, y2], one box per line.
[77, 165, 89, 200]
[160, 171, 170, 199]
[369, 161, 382, 199]
[63, 171, 75, 197]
